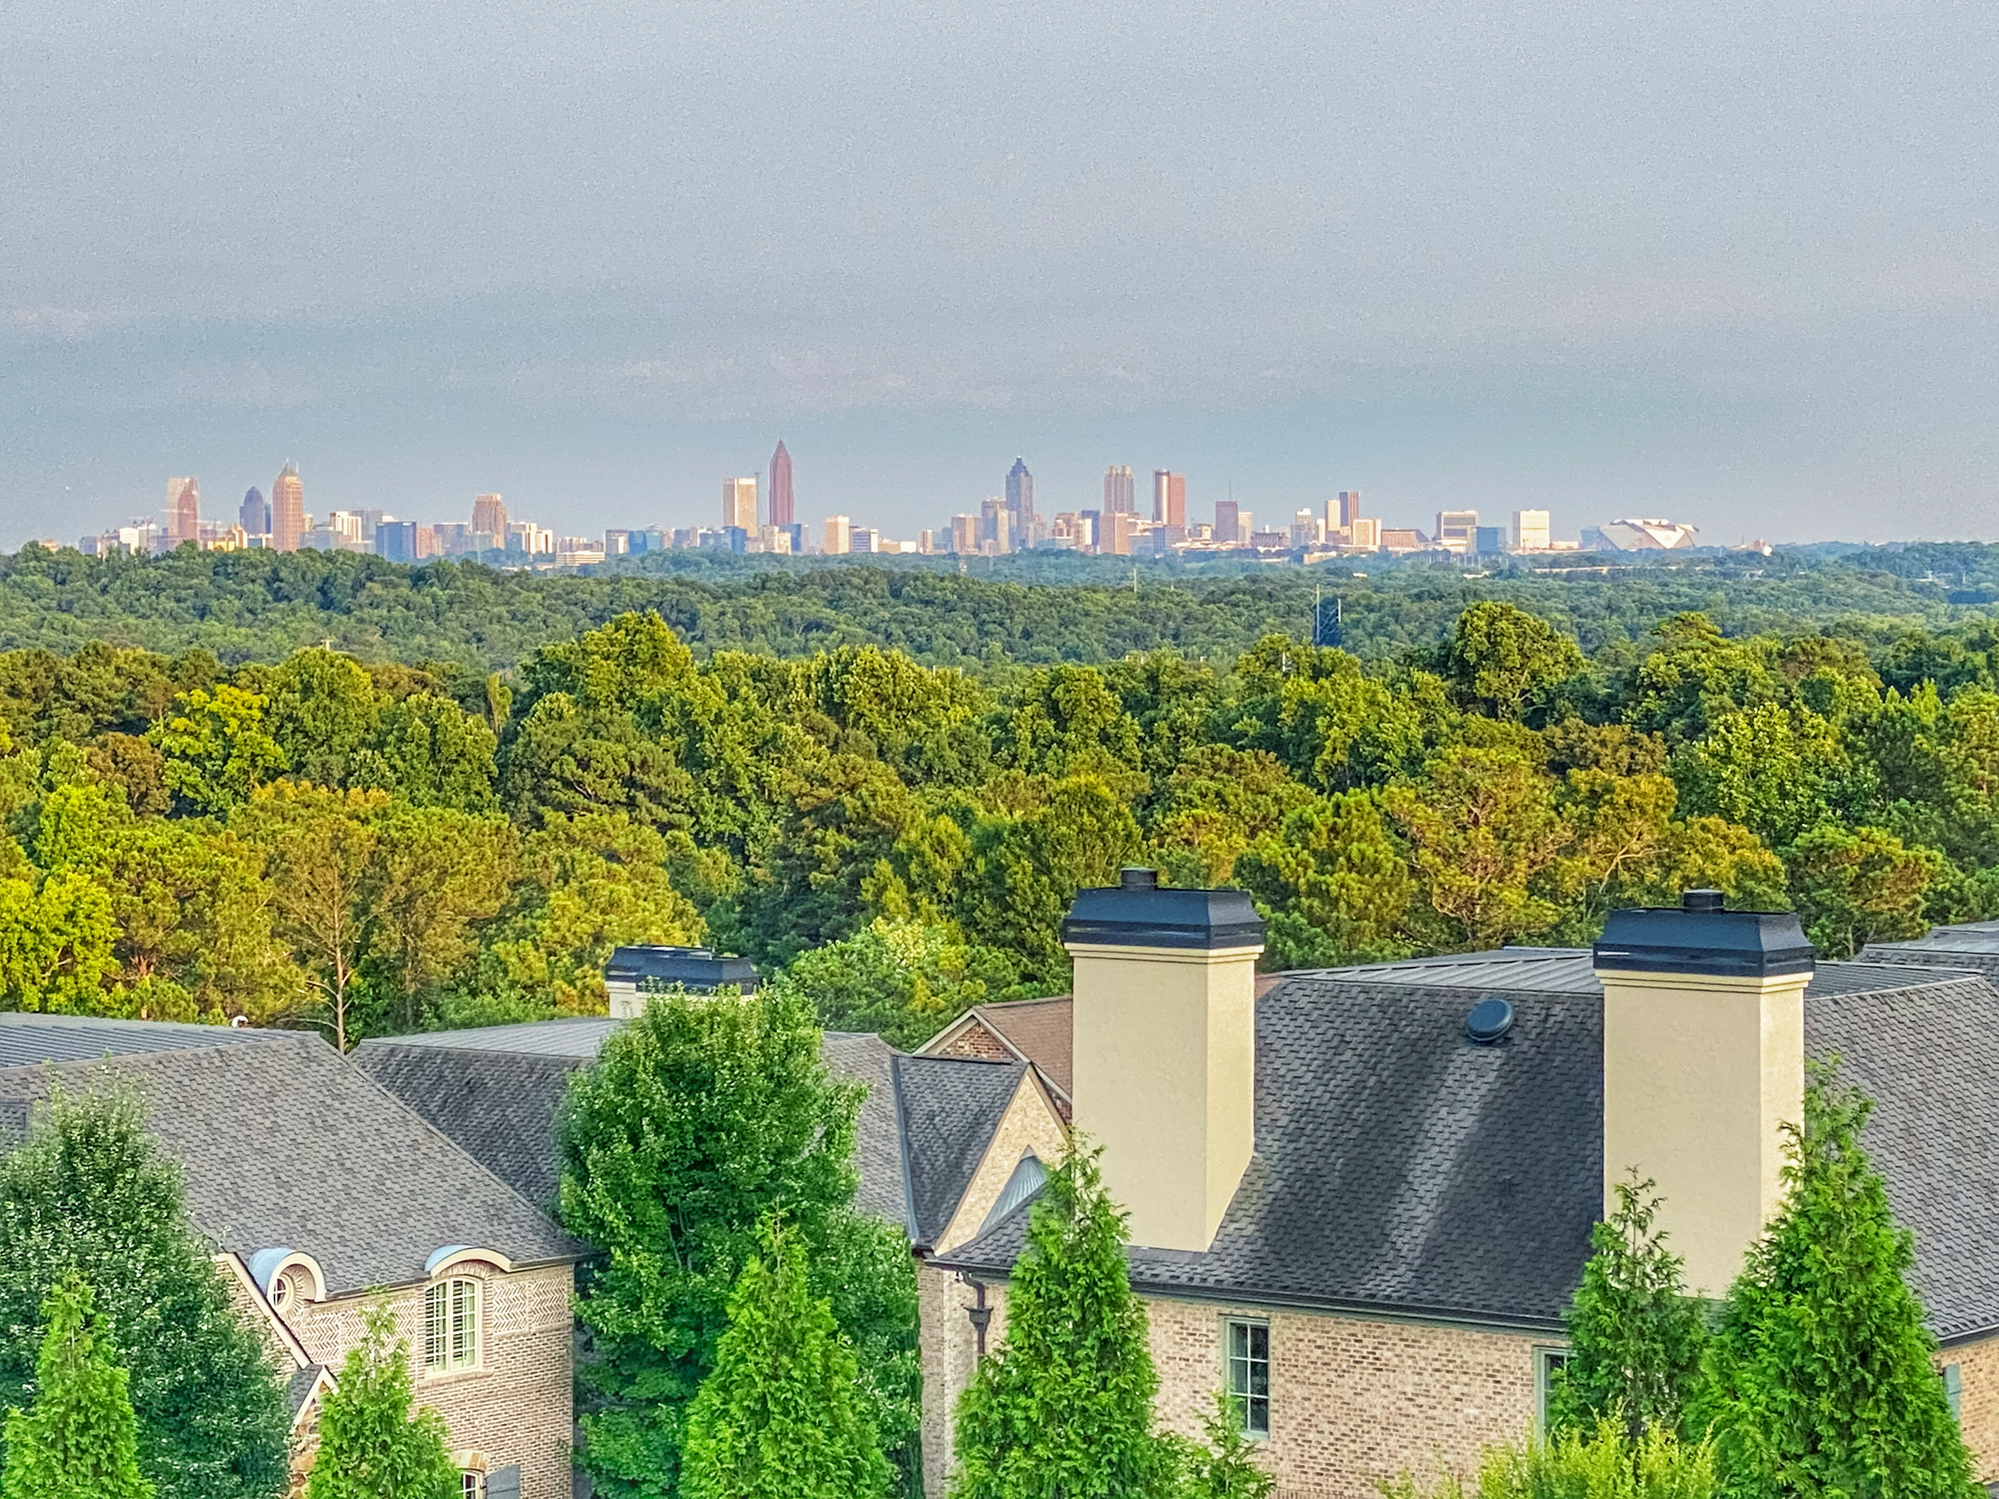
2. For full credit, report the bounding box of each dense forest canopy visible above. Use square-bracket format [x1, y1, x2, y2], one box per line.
[10, 541, 1999, 672]
[5, 585, 1999, 1048]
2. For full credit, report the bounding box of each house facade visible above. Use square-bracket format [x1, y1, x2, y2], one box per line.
[917, 876, 1999, 1498]
[0, 1015, 580, 1498]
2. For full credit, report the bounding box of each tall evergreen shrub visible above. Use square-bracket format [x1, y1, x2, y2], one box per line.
[1, 1273, 153, 1499]
[1698, 1068, 1979, 1498]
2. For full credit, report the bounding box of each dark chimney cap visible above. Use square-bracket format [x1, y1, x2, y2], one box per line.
[604, 945, 759, 993]
[1594, 902, 1814, 980]
[1062, 880, 1265, 952]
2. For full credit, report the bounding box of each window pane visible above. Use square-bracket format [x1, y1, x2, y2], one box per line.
[451, 1280, 478, 1369]
[1224, 1319, 1270, 1436]
[424, 1284, 447, 1370]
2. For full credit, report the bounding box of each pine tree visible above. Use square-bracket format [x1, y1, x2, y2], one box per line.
[1548, 1171, 1707, 1439]
[0, 1086, 290, 1499]
[304, 1304, 459, 1499]
[949, 1142, 1176, 1499]
[680, 1216, 893, 1499]
[1698, 1067, 1980, 1499]
[1, 1272, 153, 1499]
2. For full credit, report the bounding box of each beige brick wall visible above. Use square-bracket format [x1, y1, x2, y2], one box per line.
[919, 1273, 1541, 1499]
[936, 1077, 1070, 1253]
[286, 1261, 575, 1499]
[1945, 1334, 1999, 1484]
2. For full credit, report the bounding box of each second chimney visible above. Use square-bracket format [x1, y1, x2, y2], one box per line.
[1593, 890, 1816, 1296]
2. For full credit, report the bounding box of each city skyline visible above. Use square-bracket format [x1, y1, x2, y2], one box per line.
[61, 443, 1689, 564]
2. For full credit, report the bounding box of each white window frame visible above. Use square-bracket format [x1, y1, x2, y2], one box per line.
[1224, 1317, 1270, 1438]
[424, 1278, 481, 1375]
[460, 1473, 486, 1499]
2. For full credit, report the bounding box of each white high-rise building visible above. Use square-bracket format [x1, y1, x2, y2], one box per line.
[824, 515, 852, 554]
[1512, 509, 1552, 551]
[723, 477, 758, 532]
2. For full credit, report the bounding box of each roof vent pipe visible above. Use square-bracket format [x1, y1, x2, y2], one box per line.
[1119, 866, 1159, 892]
[1682, 888, 1725, 913]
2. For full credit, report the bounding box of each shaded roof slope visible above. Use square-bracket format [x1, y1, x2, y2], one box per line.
[938, 953, 1999, 1338]
[891, 1054, 1028, 1251]
[0, 1020, 575, 1294]
[1861, 920, 1999, 981]
[354, 1020, 909, 1225]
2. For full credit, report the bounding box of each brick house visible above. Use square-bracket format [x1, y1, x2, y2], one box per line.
[915, 874, 1999, 1498]
[0, 1015, 580, 1499]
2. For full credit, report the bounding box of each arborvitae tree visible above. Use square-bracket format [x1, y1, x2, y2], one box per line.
[1, 1273, 153, 1499]
[680, 1216, 892, 1499]
[950, 1143, 1177, 1499]
[1548, 1171, 1708, 1439]
[558, 983, 918, 1498]
[0, 1086, 290, 1499]
[1698, 1068, 1980, 1499]
[303, 1304, 459, 1499]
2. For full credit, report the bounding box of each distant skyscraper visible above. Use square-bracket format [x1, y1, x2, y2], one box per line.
[472, 493, 508, 540]
[271, 463, 305, 553]
[1435, 509, 1478, 552]
[240, 487, 270, 535]
[1103, 466, 1135, 514]
[1512, 509, 1551, 551]
[723, 477, 757, 532]
[769, 441, 794, 529]
[1338, 491, 1363, 530]
[167, 478, 199, 544]
[824, 515, 852, 554]
[1005, 458, 1035, 542]
[1214, 499, 1241, 544]
[1152, 471, 1185, 528]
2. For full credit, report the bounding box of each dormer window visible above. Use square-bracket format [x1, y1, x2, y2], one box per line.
[424, 1278, 480, 1374]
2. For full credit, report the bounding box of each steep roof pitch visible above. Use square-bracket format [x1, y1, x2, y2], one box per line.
[352, 1021, 910, 1225]
[920, 997, 1077, 1101]
[889, 1053, 1031, 1251]
[0, 1020, 576, 1296]
[936, 950, 1999, 1339]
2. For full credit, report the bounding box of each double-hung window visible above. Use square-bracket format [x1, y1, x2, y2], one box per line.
[1225, 1318, 1270, 1437]
[424, 1278, 480, 1374]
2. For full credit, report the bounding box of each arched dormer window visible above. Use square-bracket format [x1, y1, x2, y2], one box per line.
[424, 1278, 480, 1374]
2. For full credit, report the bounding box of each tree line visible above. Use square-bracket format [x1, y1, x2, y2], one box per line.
[10, 602, 1999, 1047]
[12, 539, 1999, 674]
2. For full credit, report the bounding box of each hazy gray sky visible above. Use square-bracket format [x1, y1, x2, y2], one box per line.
[5, 0, 1996, 548]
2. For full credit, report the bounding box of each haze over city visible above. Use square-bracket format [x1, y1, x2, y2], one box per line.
[6, 0, 1999, 549]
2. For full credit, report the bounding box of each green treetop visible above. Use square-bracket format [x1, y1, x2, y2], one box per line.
[1548, 1171, 1707, 1440]
[950, 1143, 1177, 1499]
[1697, 1068, 1979, 1499]
[1, 1272, 153, 1499]
[680, 1216, 893, 1499]
[558, 982, 917, 1498]
[304, 1304, 459, 1499]
[0, 1087, 290, 1499]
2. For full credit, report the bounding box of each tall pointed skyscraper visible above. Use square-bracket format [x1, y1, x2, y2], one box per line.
[1005, 457, 1035, 547]
[271, 463, 305, 553]
[769, 440, 794, 530]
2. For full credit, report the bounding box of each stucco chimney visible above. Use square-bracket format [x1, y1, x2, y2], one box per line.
[1593, 890, 1816, 1296]
[1061, 868, 1266, 1252]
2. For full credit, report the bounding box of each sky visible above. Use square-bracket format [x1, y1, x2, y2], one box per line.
[4, 0, 1997, 550]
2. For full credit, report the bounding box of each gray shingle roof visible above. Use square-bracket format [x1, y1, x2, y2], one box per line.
[936, 955, 1999, 1339]
[352, 1022, 911, 1227]
[1862, 919, 1999, 981]
[0, 1013, 275, 1067]
[0, 1021, 577, 1295]
[891, 1053, 1027, 1251]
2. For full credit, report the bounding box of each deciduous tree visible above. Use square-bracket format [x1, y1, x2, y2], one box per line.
[304, 1305, 459, 1499]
